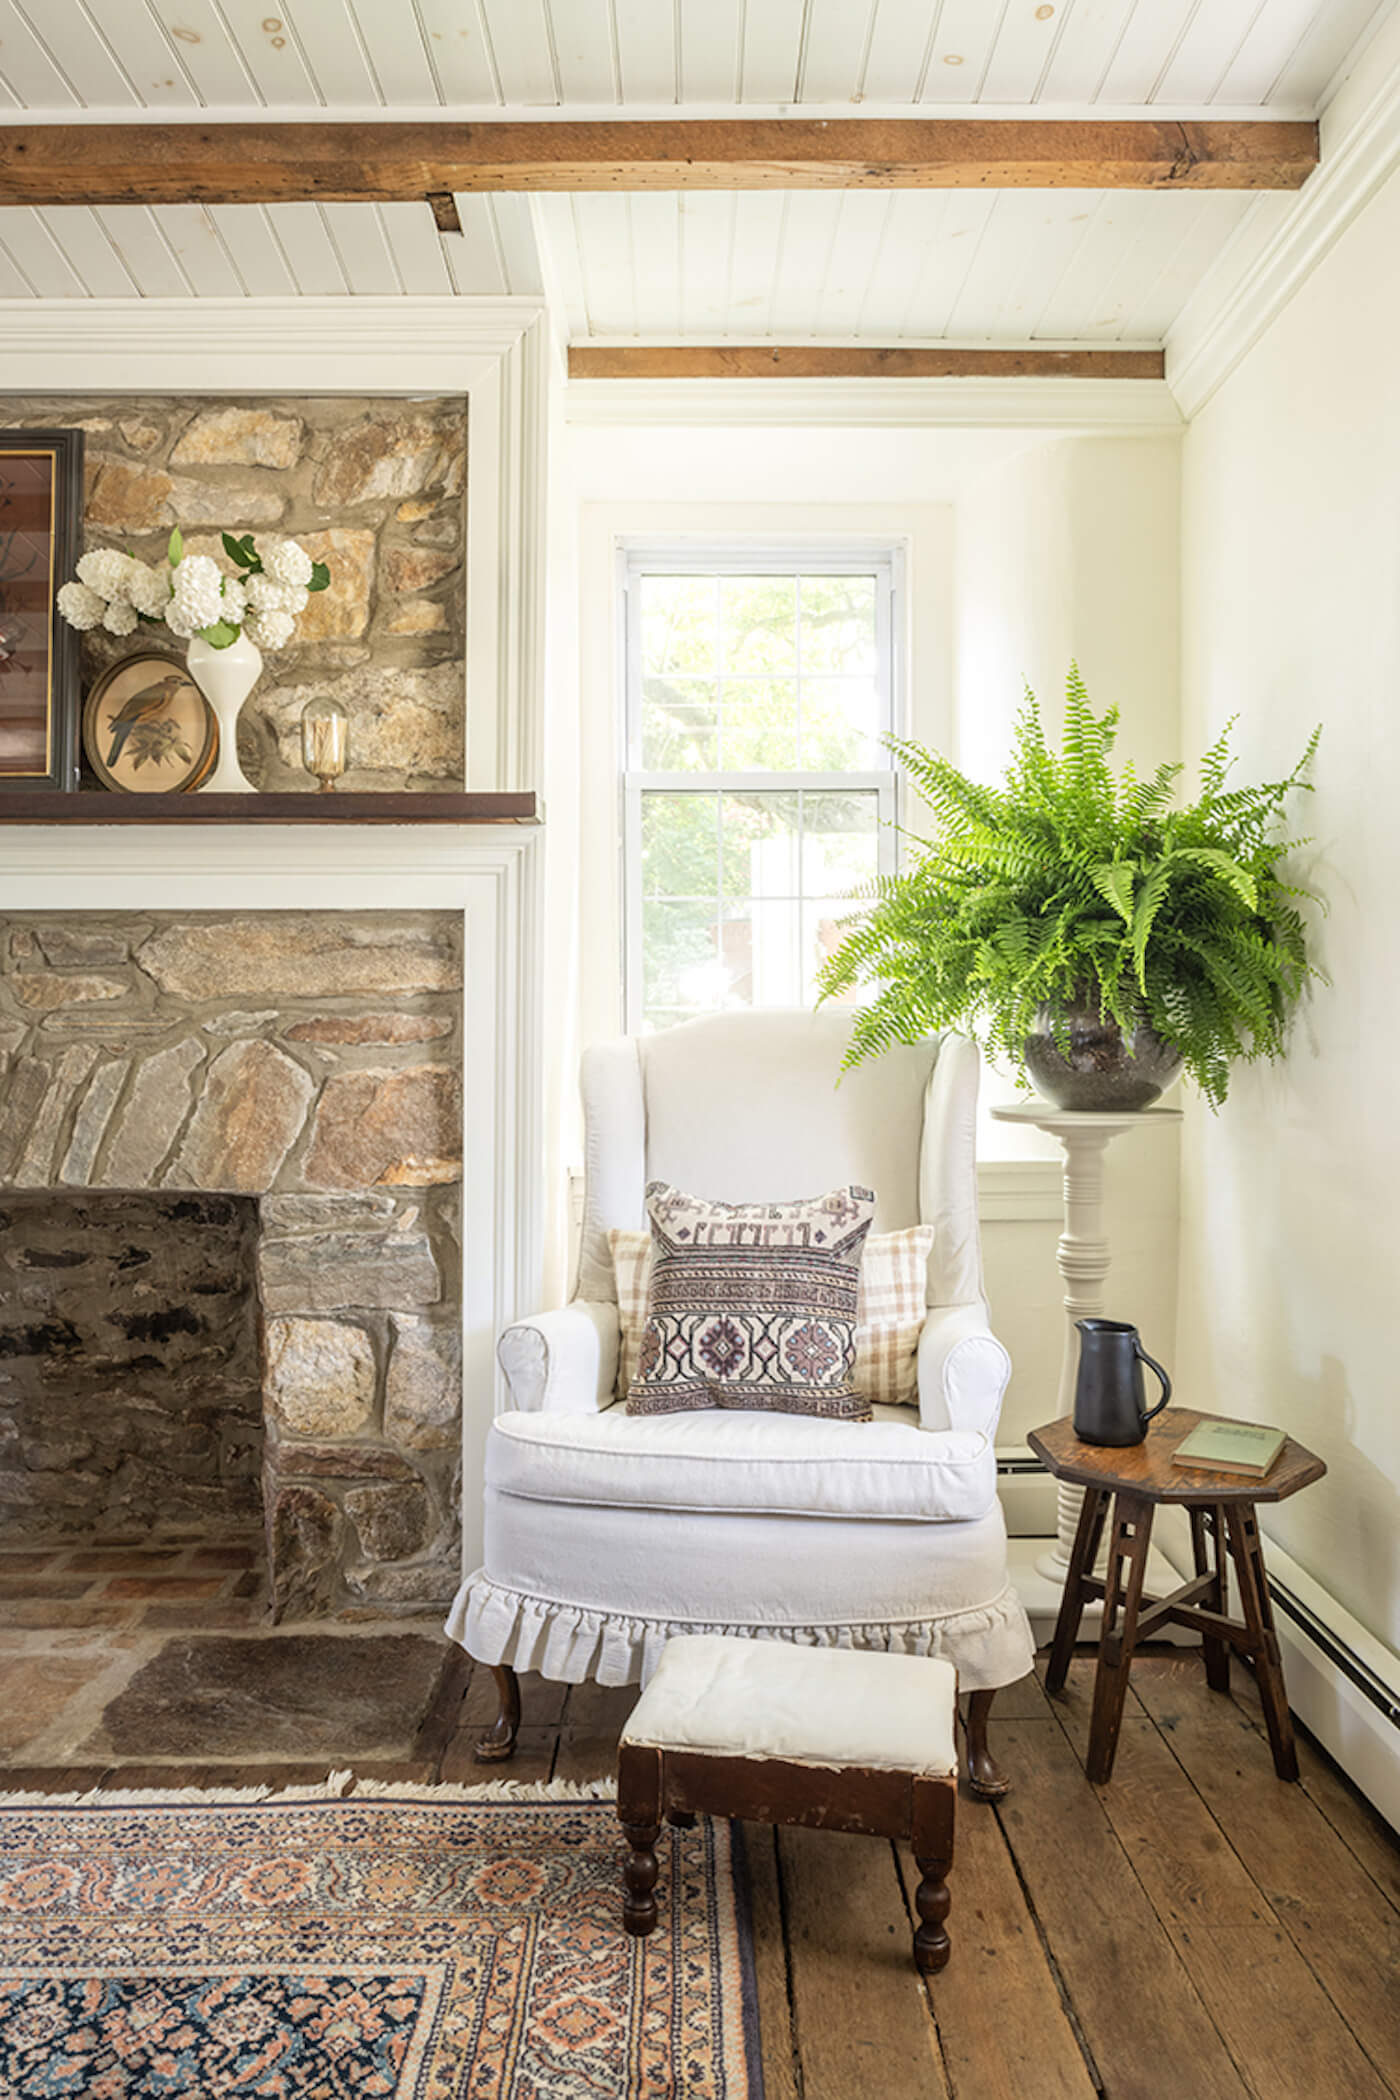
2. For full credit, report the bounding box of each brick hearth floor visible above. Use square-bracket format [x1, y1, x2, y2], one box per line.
[0, 1536, 464, 1776]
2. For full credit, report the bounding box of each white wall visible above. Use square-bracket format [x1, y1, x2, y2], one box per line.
[1177, 159, 1400, 1651]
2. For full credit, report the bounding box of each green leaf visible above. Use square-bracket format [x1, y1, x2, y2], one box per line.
[1088, 860, 1136, 925]
[198, 618, 240, 649]
[1172, 846, 1258, 912]
[308, 561, 331, 593]
[166, 526, 183, 565]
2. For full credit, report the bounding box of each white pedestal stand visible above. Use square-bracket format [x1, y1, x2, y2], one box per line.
[992, 1102, 1183, 1632]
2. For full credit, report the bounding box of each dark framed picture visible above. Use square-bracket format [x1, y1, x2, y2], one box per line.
[83, 654, 219, 794]
[0, 428, 84, 792]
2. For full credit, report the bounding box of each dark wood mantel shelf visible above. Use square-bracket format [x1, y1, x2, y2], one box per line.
[0, 791, 538, 826]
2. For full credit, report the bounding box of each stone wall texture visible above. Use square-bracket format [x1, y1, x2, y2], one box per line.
[0, 912, 464, 1619]
[5, 396, 466, 792]
[0, 1192, 262, 1543]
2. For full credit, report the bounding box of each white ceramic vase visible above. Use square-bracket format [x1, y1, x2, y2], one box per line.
[186, 630, 263, 794]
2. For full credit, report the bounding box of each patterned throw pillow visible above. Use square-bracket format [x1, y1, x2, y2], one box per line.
[623, 1181, 877, 1420]
[611, 1219, 935, 1410]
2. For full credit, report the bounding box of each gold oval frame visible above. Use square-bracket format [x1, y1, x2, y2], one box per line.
[83, 652, 218, 794]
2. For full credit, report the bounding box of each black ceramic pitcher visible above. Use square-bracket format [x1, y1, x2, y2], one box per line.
[1072, 1319, 1172, 1445]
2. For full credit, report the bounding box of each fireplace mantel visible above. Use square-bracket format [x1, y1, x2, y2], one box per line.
[0, 820, 542, 1577]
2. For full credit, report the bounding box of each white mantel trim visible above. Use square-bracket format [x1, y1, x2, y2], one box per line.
[0, 298, 549, 797]
[0, 822, 543, 1576]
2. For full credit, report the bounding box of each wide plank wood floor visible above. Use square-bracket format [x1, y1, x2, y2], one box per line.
[3, 1647, 1397, 2100]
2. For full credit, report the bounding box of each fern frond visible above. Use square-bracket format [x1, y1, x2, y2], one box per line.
[819, 674, 1320, 1108]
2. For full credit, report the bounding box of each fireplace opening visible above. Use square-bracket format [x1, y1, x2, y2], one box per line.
[0, 1191, 263, 1548]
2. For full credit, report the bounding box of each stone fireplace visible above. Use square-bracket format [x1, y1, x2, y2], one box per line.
[0, 910, 466, 1621]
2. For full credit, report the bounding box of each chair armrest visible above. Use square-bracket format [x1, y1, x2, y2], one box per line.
[496, 1300, 620, 1415]
[917, 1304, 1011, 1439]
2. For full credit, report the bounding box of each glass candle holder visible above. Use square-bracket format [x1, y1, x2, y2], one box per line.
[301, 695, 348, 792]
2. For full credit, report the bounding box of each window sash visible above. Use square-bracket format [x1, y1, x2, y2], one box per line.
[620, 550, 901, 1034]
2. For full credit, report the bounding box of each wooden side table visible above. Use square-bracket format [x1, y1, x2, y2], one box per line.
[1028, 1410, 1325, 1784]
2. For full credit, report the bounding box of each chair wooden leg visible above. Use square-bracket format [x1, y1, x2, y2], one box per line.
[473, 1662, 521, 1763]
[1190, 1503, 1231, 1693]
[963, 1687, 1011, 1801]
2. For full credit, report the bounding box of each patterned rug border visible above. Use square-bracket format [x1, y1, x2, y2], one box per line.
[0, 1773, 616, 1808]
[0, 1775, 765, 2096]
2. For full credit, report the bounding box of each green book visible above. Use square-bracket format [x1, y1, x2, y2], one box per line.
[1174, 1418, 1286, 1478]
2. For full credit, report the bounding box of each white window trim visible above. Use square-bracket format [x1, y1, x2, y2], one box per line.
[619, 543, 903, 1034]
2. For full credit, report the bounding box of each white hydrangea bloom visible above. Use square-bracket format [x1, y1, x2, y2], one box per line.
[57, 580, 107, 630]
[75, 547, 137, 603]
[220, 577, 248, 627]
[244, 606, 295, 650]
[246, 573, 307, 617]
[261, 538, 313, 591]
[102, 597, 140, 637]
[125, 562, 171, 619]
[163, 599, 199, 640]
[169, 554, 225, 635]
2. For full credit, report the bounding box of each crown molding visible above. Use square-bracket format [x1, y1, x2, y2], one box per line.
[564, 373, 1182, 432]
[1167, 7, 1400, 419]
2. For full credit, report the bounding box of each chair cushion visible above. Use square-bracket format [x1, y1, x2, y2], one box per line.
[611, 1222, 935, 1409]
[621, 1633, 958, 1776]
[485, 1405, 997, 1524]
[628, 1180, 876, 1421]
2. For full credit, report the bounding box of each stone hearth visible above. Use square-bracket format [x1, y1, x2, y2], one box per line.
[0, 911, 464, 1621]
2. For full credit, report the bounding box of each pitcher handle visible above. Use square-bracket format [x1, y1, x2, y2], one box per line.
[1135, 1339, 1172, 1420]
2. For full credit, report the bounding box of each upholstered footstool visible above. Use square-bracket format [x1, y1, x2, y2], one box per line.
[617, 1634, 958, 1974]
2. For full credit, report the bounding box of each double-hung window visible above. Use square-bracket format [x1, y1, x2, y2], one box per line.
[622, 548, 899, 1033]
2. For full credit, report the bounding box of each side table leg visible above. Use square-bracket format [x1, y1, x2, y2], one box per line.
[1189, 1505, 1232, 1694]
[1225, 1504, 1299, 1782]
[1086, 1492, 1154, 1785]
[1045, 1486, 1109, 1694]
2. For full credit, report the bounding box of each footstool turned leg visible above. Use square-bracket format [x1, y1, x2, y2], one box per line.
[913, 1857, 952, 1974]
[474, 1663, 521, 1763]
[964, 1688, 1011, 1801]
[622, 1822, 661, 1936]
[618, 1743, 666, 1940]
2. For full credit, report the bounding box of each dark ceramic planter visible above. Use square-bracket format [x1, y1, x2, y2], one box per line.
[1023, 1001, 1183, 1112]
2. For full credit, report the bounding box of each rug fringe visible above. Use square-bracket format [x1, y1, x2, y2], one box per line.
[0, 1773, 616, 1808]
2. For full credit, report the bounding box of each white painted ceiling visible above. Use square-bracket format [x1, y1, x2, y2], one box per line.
[0, 0, 1389, 346]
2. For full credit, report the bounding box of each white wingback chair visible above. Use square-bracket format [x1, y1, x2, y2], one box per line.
[446, 1009, 1034, 1796]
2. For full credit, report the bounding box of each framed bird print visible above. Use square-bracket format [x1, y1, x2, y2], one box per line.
[0, 428, 84, 792]
[83, 653, 218, 794]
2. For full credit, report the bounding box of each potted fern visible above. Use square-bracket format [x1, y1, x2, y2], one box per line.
[819, 671, 1319, 1110]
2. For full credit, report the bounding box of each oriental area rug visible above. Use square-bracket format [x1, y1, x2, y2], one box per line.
[0, 1781, 763, 2099]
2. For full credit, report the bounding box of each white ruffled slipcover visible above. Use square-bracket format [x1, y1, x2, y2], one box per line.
[448, 1570, 1033, 1692]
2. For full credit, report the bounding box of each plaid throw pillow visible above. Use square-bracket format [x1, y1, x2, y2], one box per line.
[611, 1219, 934, 1410]
[623, 1181, 877, 1420]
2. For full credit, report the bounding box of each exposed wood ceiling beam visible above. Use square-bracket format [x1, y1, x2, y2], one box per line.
[0, 120, 1317, 206]
[567, 347, 1167, 380]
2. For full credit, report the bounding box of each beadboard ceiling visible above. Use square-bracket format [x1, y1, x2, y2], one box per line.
[0, 0, 1389, 342]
